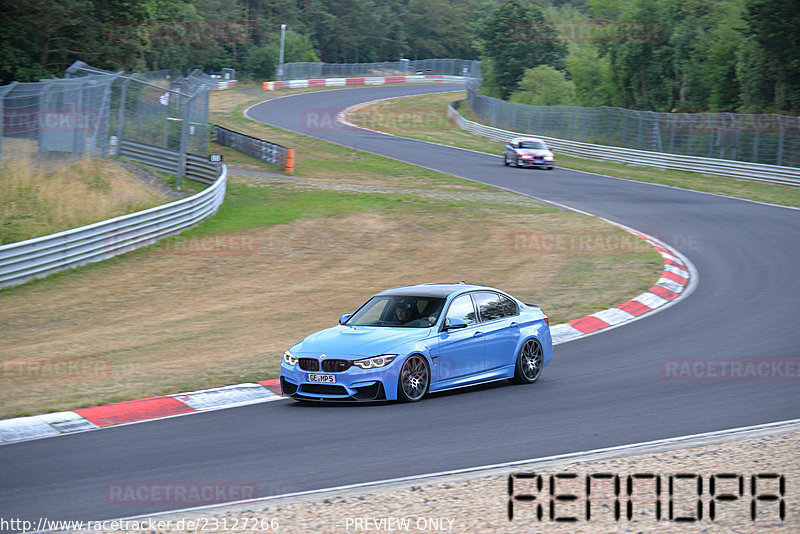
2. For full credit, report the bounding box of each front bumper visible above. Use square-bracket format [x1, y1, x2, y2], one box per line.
[519, 158, 554, 167]
[280, 363, 397, 402]
[281, 376, 387, 401]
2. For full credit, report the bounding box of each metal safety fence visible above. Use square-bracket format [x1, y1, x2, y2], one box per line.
[465, 80, 800, 169]
[448, 101, 800, 186]
[277, 59, 481, 81]
[0, 61, 217, 180]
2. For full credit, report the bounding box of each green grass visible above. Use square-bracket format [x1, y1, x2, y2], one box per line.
[348, 92, 800, 208]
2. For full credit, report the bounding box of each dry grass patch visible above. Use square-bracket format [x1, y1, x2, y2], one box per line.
[0, 200, 659, 418]
[0, 157, 172, 244]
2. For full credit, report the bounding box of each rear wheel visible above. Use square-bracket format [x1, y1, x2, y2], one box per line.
[397, 355, 429, 402]
[512, 339, 543, 384]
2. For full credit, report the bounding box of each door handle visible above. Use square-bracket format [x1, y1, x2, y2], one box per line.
[510, 321, 519, 328]
[473, 331, 483, 337]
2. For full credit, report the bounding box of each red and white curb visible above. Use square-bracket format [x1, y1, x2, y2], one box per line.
[262, 75, 465, 91]
[550, 231, 693, 343]
[0, 380, 282, 445]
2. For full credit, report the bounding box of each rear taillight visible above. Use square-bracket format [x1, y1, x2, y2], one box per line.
[543, 315, 549, 325]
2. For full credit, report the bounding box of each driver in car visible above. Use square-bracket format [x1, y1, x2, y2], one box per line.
[394, 301, 415, 324]
[395, 301, 437, 326]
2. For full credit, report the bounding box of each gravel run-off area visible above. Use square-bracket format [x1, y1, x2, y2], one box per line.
[85, 421, 798, 534]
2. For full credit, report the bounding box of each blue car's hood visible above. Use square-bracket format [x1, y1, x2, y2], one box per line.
[292, 325, 431, 358]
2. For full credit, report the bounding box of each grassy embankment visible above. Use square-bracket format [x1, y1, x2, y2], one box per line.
[0, 158, 173, 245]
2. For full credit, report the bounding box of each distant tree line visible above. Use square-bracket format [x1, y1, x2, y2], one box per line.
[1, 0, 797, 112]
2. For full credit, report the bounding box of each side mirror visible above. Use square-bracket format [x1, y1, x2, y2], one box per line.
[339, 313, 352, 325]
[443, 317, 468, 331]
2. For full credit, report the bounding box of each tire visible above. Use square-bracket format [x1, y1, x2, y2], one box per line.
[504, 155, 510, 166]
[397, 354, 429, 402]
[547, 166, 554, 170]
[516, 157, 523, 168]
[512, 339, 544, 384]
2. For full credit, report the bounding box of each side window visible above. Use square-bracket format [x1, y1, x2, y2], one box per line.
[446, 294, 477, 325]
[474, 291, 504, 322]
[499, 295, 518, 317]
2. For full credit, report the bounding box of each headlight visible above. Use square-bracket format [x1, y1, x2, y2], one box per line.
[520, 154, 532, 159]
[283, 351, 298, 365]
[353, 354, 397, 369]
[544, 155, 554, 161]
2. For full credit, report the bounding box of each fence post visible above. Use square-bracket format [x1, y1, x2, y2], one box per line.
[176, 92, 194, 189]
[73, 78, 88, 155]
[116, 77, 131, 154]
[94, 72, 121, 157]
[777, 116, 785, 166]
[0, 82, 17, 160]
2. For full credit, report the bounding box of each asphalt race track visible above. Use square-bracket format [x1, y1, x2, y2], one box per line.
[1, 84, 798, 525]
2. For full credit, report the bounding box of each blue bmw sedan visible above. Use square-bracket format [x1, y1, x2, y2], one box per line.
[280, 283, 553, 402]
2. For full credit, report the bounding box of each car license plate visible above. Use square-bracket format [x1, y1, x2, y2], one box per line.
[308, 374, 336, 383]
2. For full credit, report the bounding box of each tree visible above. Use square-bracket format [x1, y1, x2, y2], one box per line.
[282, 30, 320, 63]
[404, 0, 476, 60]
[0, 0, 146, 82]
[243, 44, 278, 79]
[242, 30, 319, 79]
[509, 65, 576, 106]
[600, 0, 683, 110]
[565, 45, 616, 107]
[474, 0, 567, 99]
[743, 0, 800, 110]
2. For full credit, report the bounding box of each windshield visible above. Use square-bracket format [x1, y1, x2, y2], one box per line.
[518, 141, 547, 150]
[347, 295, 445, 328]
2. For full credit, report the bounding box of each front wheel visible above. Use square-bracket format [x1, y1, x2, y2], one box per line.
[397, 355, 429, 402]
[504, 155, 510, 166]
[512, 339, 543, 384]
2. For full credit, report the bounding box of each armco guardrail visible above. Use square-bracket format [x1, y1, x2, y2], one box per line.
[116, 140, 220, 185]
[0, 165, 227, 289]
[448, 102, 800, 187]
[212, 125, 294, 173]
